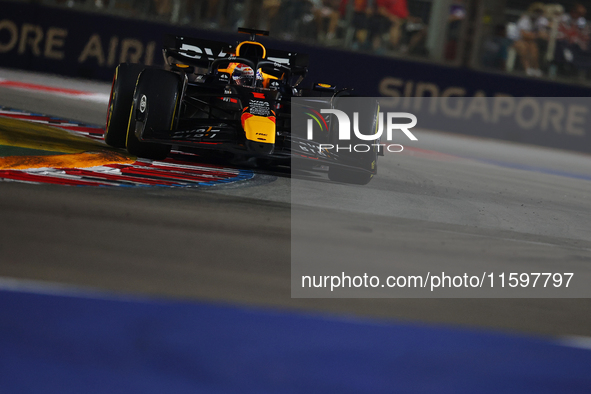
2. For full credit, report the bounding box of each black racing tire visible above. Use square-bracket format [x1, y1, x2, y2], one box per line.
[327, 97, 379, 185]
[126, 69, 182, 160]
[104, 63, 144, 148]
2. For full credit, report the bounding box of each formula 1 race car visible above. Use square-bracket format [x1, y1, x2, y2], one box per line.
[104, 28, 380, 184]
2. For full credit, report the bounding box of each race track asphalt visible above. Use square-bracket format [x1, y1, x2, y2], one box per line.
[1, 67, 591, 338]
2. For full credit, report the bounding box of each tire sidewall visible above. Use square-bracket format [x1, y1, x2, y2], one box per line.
[104, 63, 144, 148]
[126, 69, 182, 160]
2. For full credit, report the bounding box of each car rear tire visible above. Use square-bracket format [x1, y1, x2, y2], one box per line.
[328, 97, 379, 185]
[104, 63, 144, 148]
[126, 69, 181, 160]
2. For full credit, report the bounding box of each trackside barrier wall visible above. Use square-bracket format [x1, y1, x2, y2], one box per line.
[3, 289, 591, 392]
[2, 1, 591, 153]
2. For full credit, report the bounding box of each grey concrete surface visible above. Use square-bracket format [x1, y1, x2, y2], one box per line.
[0, 67, 111, 125]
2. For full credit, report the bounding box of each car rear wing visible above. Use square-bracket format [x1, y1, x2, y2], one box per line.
[163, 34, 235, 68]
[163, 34, 309, 75]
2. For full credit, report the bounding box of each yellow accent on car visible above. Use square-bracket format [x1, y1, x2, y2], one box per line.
[125, 74, 141, 148]
[170, 93, 179, 130]
[105, 67, 118, 137]
[216, 64, 236, 75]
[260, 71, 278, 80]
[243, 115, 276, 144]
[125, 97, 135, 148]
[236, 41, 267, 58]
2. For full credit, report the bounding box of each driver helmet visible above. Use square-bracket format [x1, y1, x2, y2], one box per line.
[232, 64, 255, 86]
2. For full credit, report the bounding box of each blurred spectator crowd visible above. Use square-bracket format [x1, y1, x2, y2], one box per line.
[46, 0, 464, 58]
[481, 2, 591, 80]
[43, 0, 591, 82]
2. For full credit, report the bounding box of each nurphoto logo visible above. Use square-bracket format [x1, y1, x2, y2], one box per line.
[306, 109, 418, 153]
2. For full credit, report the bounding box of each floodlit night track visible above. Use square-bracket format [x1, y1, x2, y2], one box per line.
[1, 67, 591, 341]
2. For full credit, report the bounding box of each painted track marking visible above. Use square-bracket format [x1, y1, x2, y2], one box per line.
[0, 106, 254, 187]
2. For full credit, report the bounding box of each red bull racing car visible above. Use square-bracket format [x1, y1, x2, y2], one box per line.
[104, 28, 380, 184]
